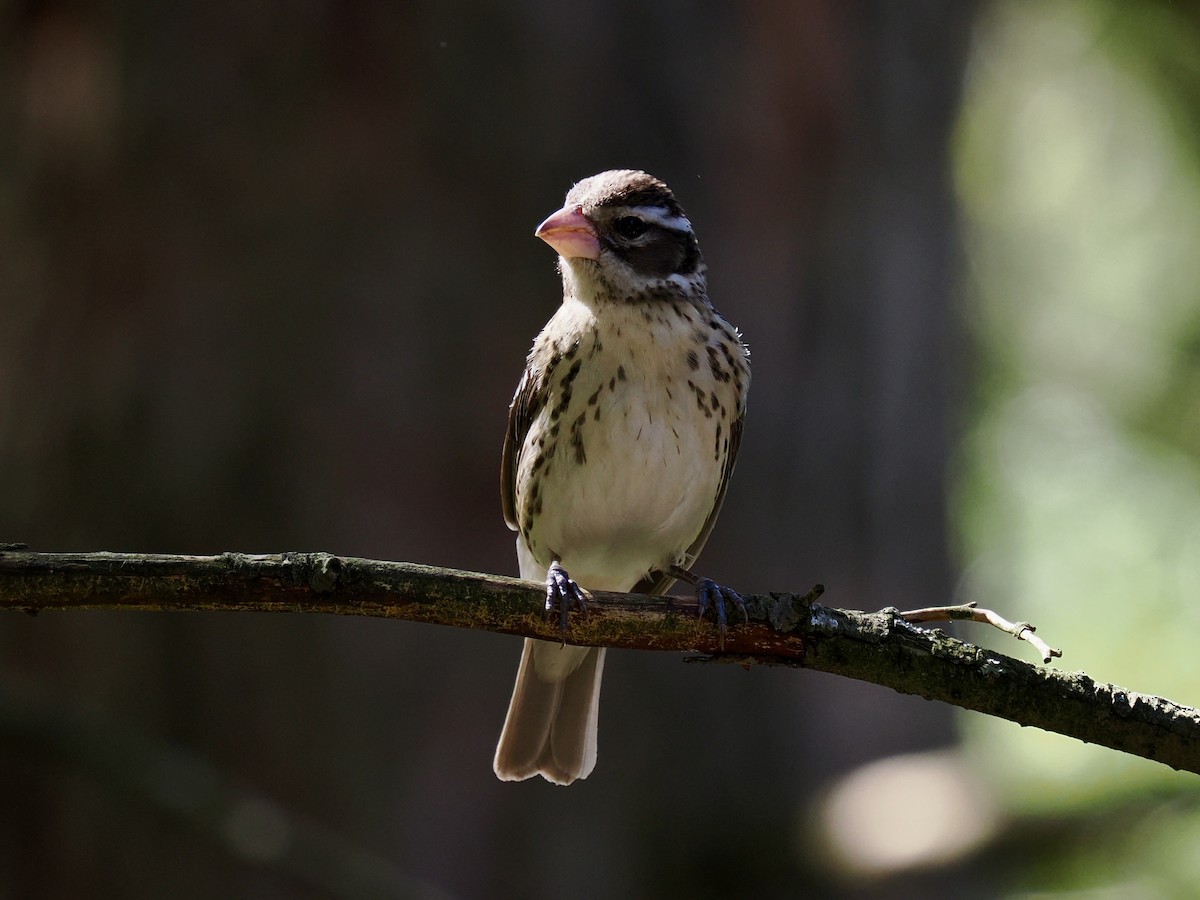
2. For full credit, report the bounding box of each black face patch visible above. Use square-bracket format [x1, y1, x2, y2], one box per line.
[606, 226, 700, 279]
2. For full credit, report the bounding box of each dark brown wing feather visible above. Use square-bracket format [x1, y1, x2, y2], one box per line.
[500, 364, 544, 531]
[631, 406, 745, 596]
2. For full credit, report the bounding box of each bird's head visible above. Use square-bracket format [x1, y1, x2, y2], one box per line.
[535, 170, 707, 305]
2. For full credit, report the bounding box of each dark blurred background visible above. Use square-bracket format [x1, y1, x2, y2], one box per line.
[3, 1, 1200, 898]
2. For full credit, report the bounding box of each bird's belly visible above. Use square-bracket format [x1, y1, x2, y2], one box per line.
[519, 386, 724, 591]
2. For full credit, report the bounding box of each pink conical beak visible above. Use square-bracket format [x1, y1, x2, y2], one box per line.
[535, 206, 600, 260]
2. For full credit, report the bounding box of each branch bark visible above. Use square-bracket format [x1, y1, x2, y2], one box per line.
[1, 549, 1197, 775]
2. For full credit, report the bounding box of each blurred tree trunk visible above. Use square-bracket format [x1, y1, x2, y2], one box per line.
[0, 3, 980, 898]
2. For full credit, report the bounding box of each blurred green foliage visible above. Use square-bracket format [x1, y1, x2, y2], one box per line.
[955, 0, 1200, 893]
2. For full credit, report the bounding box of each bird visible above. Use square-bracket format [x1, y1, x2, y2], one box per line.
[493, 170, 750, 785]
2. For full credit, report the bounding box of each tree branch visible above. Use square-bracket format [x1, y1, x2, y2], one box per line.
[1, 549, 1197, 775]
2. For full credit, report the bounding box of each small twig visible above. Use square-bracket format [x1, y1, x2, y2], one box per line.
[897, 601, 1062, 664]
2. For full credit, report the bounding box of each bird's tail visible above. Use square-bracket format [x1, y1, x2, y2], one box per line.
[493, 638, 605, 785]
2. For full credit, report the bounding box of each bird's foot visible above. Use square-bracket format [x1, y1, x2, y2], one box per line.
[670, 565, 745, 649]
[545, 561, 588, 641]
[695, 578, 747, 645]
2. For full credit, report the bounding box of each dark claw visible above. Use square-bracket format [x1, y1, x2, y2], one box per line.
[546, 562, 588, 639]
[695, 577, 747, 648]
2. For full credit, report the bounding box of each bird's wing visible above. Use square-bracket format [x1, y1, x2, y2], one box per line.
[500, 363, 545, 532]
[631, 404, 745, 596]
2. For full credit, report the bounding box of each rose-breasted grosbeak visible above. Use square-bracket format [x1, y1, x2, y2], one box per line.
[493, 170, 750, 784]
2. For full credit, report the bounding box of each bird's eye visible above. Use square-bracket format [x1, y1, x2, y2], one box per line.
[613, 216, 648, 239]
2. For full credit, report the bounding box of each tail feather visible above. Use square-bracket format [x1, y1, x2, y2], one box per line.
[493, 639, 605, 785]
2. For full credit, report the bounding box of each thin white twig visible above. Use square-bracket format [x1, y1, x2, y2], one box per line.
[897, 601, 1062, 664]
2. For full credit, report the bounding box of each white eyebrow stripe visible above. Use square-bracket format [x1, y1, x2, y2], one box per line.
[630, 206, 693, 233]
